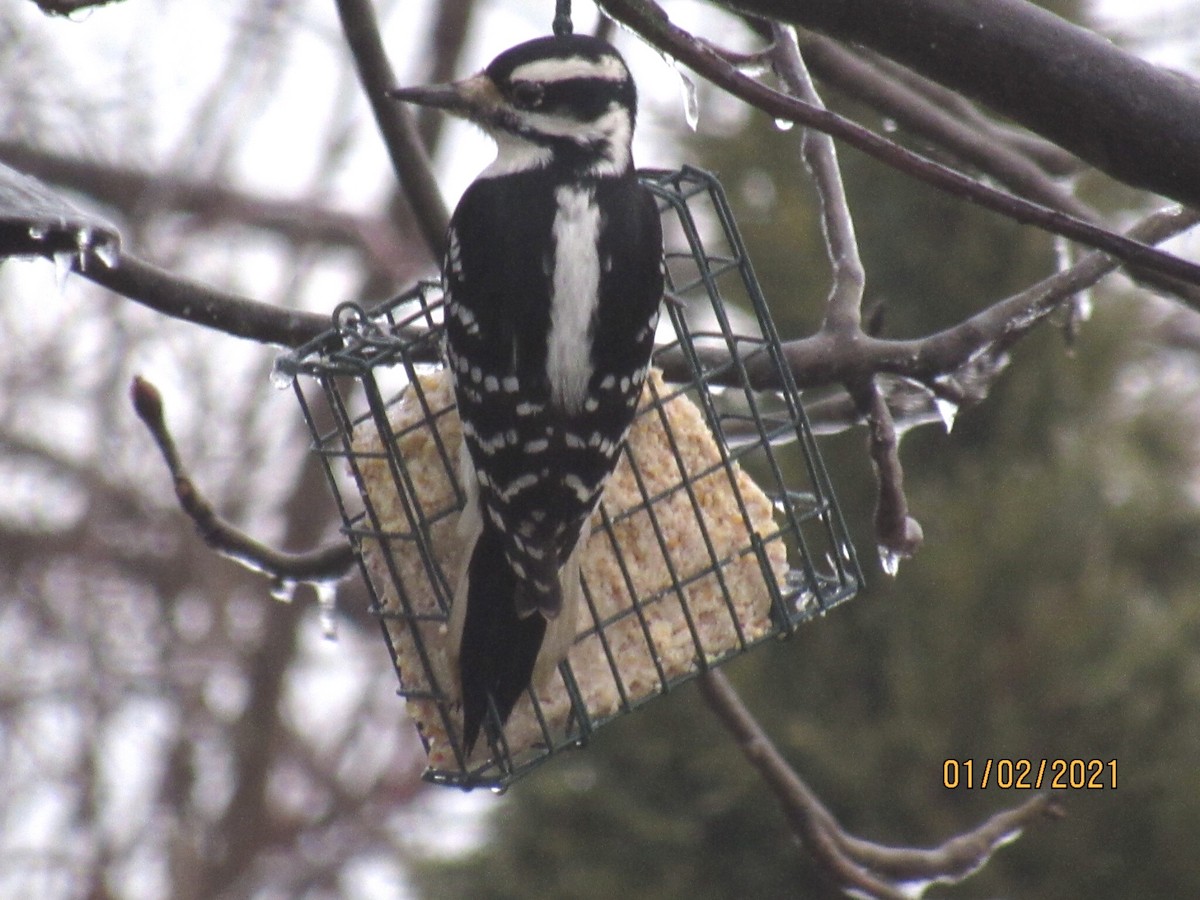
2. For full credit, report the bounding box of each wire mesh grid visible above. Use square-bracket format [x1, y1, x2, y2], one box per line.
[277, 166, 862, 789]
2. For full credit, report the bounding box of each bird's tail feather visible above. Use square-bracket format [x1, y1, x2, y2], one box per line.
[448, 496, 585, 756]
[457, 521, 548, 755]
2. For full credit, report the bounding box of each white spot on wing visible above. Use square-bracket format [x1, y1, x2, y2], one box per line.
[497, 473, 538, 500]
[563, 474, 596, 503]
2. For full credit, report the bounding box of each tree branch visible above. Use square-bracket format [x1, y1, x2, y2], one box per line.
[130, 376, 356, 584]
[770, 26, 923, 561]
[334, 0, 450, 261]
[726, 0, 1200, 210]
[87, 253, 331, 347]
[598, 0, 1200, 288]
[708, 205, 1200, 392]
[698, 670, 1061, 898]
[0, 141, 412, 280]
[769, 25, 865, 334]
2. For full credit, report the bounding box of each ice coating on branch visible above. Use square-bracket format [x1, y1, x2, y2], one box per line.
[54, 251, 74, 293]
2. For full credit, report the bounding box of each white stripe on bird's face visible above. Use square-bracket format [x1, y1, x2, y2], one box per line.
[508, 54, 629, 85]
[481, 131, 554, 178]
[479, 103, 632, 178]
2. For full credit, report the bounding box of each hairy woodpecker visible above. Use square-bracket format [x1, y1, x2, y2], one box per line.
[391, 35, 663, 753]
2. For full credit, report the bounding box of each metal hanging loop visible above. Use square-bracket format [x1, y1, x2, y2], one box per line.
[553, 0, 573, 36]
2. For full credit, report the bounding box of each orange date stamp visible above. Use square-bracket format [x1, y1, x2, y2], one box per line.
[943, 758, 1117, 790]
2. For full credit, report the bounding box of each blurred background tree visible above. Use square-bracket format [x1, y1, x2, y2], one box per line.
[3, 0, 1199, 897]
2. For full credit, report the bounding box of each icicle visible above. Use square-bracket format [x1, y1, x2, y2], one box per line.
[1072, 292, 1094, 323]
[74, 227, 92, 272]
[270, 356, 297, 390]
[1053, 234, 1071, 273]
[313, 579, 340, 640]
[92, 236, 119, 269]
[53, 251, 74, 293]
[270, 578, 298, 604]
[677, 66, 700, 131]
[878, 544, 902, 577]
[934, 396, 959, 433]
[1054, 235, 1094, 328]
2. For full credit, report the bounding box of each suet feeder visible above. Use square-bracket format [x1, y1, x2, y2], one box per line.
[277, 167, 862, 789]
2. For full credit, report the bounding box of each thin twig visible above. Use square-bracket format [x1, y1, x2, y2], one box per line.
[856, 47, 1081, 178]
[770, 24, 864, 334]
[787, 37, 1200, 306]
[698, 670, 1060, 898]
[669, 204, 1200, 391]
[772, 27, 918, 561]
[130, 376, 356, 585]
[734, 0, 1200, 209]
[795, 34, 1084, 209]
[852, 380, 924, 567]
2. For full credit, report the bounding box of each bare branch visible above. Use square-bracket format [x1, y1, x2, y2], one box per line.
[85, 253, 330, 347]
[598, 0, 1200, 288]
[853, 381, 924, 568]
[790, 37, 1200, 307]
[334, 0, 449, 261]
[698, 670, 1060, 898]
[698, 204, 1200, 392]
[795, 33, 1083, 211]
[771, 27, 921, 559]
[857, 47, 1081, 178]
[727, 0, 1200, 210]
[130, 376, 356, 585]
[30, 0, 124, 15]
[769, 25, 865, 333]
[0, 141, 413, 280]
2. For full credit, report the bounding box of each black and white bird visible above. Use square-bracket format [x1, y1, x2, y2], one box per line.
[390, 35, 663, 753]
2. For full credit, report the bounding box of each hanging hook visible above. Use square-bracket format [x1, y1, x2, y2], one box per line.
[553, 0, 573, 36]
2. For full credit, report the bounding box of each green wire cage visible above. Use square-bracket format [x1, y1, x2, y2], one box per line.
[276, 166, 862, 789]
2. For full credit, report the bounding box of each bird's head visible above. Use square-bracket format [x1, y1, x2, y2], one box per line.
[390, 34, 638, 177]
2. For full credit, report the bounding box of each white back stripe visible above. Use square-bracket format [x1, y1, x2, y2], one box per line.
[546, 186, 601, 414]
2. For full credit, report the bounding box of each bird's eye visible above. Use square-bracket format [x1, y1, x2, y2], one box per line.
[510, 82, 544, 109]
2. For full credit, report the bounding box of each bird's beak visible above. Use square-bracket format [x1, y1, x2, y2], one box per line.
[388, 83, 467, 112]
[388, 73, 501, 121]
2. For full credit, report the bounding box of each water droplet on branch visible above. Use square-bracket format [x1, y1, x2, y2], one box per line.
[934, 396, 959, 433]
